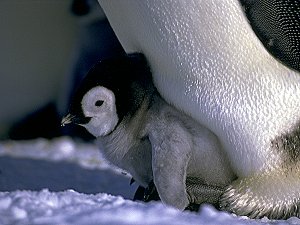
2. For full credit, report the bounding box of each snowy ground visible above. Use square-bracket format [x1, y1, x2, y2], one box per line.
[0, 137, 299, 225]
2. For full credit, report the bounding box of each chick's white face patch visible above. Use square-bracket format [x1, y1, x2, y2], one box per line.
[81, 86, 118, 137]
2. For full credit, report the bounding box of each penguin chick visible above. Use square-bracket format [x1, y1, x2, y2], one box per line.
[62, 53, 235, 210]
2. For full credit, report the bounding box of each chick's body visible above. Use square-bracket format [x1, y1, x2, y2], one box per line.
[63, 53, 234, 209]
[100, 89, 234, 208]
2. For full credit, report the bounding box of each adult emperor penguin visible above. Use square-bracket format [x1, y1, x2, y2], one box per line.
[96, 0, 300, 219]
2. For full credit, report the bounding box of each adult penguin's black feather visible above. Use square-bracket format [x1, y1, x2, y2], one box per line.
[240, 0, 300, 72]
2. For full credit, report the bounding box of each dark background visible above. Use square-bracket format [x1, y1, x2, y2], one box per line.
[0, 0, 124, 140]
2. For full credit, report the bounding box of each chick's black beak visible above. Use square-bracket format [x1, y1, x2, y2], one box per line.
[61, 114, 75, 127]
[61, 113, 91, 127]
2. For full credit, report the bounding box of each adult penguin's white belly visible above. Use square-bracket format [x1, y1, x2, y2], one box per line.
[98, 0, 300, 219]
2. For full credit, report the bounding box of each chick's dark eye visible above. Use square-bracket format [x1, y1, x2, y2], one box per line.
[95, 100, 104, 107]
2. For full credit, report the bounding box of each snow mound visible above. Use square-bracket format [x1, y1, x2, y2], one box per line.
[0, 189, 286, 225]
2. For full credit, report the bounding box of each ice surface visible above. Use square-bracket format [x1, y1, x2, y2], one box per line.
[0, 137, 299, 225]
[0, 137, 110, 170]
